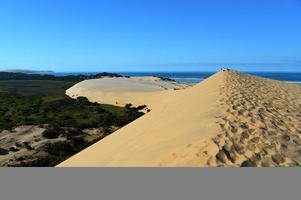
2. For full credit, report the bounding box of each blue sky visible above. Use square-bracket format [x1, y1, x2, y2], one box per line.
[0, 0, 301, 72]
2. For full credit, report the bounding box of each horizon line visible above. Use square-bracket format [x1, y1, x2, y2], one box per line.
[2, 69, 301, 73]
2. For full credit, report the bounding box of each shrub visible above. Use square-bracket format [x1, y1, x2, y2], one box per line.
[65, 127, 84, 139]
[136, 105, 147, 110]
[125, 103, 132, 109]
[46, 141, 75, 156]
[16, 155, 65, 167]
[42, 126, 63, 139]
[76, 96, 90, 106]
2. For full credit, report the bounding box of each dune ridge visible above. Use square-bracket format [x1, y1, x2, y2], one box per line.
[58, 71, 301, 167]
[214, 71, 301, 167]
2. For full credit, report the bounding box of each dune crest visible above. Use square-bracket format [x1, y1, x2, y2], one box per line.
[59, 72, 224, 166]
[58, 71, 301, 167]
[214, 71, 301, 167]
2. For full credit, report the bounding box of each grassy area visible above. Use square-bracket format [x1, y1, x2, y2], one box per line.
[100, 104, 128, 116]
[0, 80, 76, 96]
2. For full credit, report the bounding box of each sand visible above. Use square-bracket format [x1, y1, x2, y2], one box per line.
[214, 71, 301, 167]
[66, 76, 191, 108]
[0, 125, 114, 166]
[58, 71, 301, 167]
[0, 125, 50, 166]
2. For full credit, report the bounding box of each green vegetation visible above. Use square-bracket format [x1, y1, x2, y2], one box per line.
[0, 80, 76, 96]
[16, 155, 66, 167]
[0, 94, 143, 131]
[155, 76, 176, 82]
[46, 141, 75, 157]
[95, 72, 123, 78]
[0, 71, 123, 81]
[0, 72, 145, 167]
[0, 72, 141, 131]
[17, 138, 102, 167]
[0, 72, 124, 96]
[42, 126, 63, 139]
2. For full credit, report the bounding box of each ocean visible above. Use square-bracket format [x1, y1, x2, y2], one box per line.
[51, 72, 301, 84]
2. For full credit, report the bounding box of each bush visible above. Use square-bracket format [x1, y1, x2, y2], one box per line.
[42, 126, 63, 139]
[125, 103, 132, 109]
[46, 141, 75, 156]
[71, 137, 86, 147]
[16, 155, 65, 167]
[65, 127, 84, 140]
[76, 96, 90, 106]
[136, 105, 147, 110]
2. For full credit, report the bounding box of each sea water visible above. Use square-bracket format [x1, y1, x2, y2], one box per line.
[51, 72, 301, 84]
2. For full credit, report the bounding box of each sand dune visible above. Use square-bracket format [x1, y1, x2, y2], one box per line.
[58, 71, 301, 167]
[66, 76, 191, 108]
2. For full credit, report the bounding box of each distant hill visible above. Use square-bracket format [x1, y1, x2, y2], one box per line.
[0, 71, 123, 81]
[0, 69, 53, 74]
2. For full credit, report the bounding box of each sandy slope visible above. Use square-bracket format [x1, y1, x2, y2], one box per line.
[66, 76, 191, 108]
[58, 71, 301, 167]
[58, 72, 224, 166]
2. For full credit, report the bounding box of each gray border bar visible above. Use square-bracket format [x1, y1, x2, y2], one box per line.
[0, 168, 300, 200]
